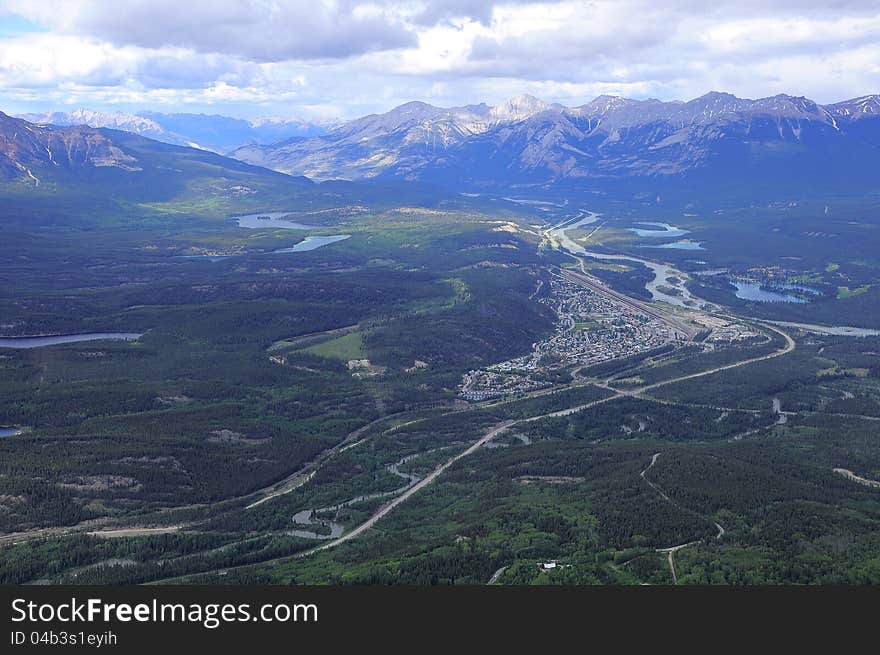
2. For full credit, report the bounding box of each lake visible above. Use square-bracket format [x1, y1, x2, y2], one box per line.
[270, 235, 351, 253]
[641, 240, 704, 250]
[732, 281, 812, 303]
[0, 333, 143, 349]
[628, 222, 690, 238]
[233, 212, 320, 230]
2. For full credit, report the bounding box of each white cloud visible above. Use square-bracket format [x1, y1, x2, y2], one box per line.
[0, 0, 878, 118]
[3, 0, 417, 61]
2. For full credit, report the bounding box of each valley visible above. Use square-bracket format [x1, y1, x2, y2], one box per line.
[1, 95, 880, 587]
[3, 182, 880, 586]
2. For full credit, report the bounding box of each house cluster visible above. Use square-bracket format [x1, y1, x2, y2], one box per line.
[459, 277, 687, 400]
[695, 315, 762, 343]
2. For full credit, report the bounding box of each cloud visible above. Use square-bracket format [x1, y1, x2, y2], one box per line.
[463, 3, 670, 82]
[456, 1, 880, 82]
[0, 31, 272, 92]
[0, 33, 135, 88]
[133, 54, 265, 90]
[0, 0, 878, 118]
[4, 0, 417, 61]
[409, 0, 569, 26]
[698, 13, 880, 60]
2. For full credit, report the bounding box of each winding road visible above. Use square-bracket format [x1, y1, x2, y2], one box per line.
[639, 451, 727, 583]
[287, 323, 793, 564]
[299, 421, 518, 557]
[0, 217, 809, 585]
[833, 468, 880, 488]
[153, 257, 800, 578]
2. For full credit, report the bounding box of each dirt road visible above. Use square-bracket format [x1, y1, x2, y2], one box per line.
[274, 322, 796, 563]
[833, 468, 880, 488]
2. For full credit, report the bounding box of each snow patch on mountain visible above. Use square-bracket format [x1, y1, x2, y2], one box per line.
[226, 92, 880, 185]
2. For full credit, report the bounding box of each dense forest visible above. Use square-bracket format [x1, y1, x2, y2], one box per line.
[3, 193, 880, 586]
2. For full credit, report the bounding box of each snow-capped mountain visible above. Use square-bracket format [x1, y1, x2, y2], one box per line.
[230, 100, 497, 179]
[230, 92, 880, 195]
[136, 112, 338, 152]
[0, 110, 308, 201]
[826, 95, 880, 120]
[0, 111, 143, 180]
[489, 94, 553, 124]
[18, 109, 197, 148]
[16, 110, 339, 154]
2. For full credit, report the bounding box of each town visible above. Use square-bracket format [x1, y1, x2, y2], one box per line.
[460, 275, 689, 400]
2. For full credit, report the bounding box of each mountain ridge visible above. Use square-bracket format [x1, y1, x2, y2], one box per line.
[17, 109, 339, 154]
[0, 110, 316, 210]
[228, 91, 880, 195]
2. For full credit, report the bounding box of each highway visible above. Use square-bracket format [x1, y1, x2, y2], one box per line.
[146, 288, 799, 578]
[0, 231, 804, 582]
[299, 420, 518, 557]
[285, 324, 795, 562]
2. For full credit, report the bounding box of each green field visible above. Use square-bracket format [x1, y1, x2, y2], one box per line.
[301, 332, 366, 361]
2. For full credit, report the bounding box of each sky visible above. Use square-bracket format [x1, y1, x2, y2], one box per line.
[0, 0, 878, 121]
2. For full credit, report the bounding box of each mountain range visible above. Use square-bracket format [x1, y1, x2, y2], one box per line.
[0, 109, 315, 209]
[0, 110, 460, 218]
[230, 92, 880, 197]
[17, 109, 337, 154]
[3, 91, 879, 204]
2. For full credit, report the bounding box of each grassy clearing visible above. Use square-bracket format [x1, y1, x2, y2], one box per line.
[302, 332, 366, 361]
[837, 285, 871, 299]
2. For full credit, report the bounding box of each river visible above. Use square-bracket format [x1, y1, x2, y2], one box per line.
[287, 453, 426, 540]
[763, 321, 880, 337]
[548, 212, 706, 308]
[548, 212, 879, 332]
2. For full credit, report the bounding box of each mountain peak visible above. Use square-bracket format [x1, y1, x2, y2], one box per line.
[501, 93, 544, 105]
[392, 100, 435, 111]
[24, 108, 162, 130]
[491, 94, 551, 123]
[362, 100, 445, 126]
[222, 90, 880, 185]
[591, 94, 628, 103]
[15, 108, 198, 147]
[698, 91, 737, 101]
[827, 94, 880, 120]
[578, 95, 638, 114]
[0, 113, 144, 180]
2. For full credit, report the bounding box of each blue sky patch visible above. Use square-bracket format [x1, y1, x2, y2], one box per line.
[0, 14, 46, 38]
